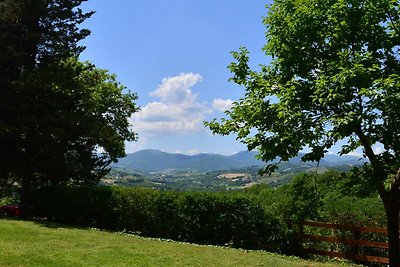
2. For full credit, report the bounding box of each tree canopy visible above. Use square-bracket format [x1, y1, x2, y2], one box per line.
[206, 0, 400, 265]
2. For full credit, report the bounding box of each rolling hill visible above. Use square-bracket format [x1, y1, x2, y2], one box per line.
[112, 150, 366, 174]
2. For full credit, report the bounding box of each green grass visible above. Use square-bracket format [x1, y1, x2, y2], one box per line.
[0, 219, 356, 267]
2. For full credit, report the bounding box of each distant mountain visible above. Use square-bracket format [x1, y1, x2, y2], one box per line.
[321, 154, 367, 166]
[112, 149, 367, 174]
[229, 151, 264, 165]
[112, 150, 261, 173]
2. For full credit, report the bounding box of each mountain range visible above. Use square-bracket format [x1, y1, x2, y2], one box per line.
[112, 149, 366, 174]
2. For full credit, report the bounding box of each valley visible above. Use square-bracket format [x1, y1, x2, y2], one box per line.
[103, 150, 363, 191]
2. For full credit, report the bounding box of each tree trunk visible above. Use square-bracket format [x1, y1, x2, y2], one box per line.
[20, 176, 32, 219]
[0, 166, 7, 191]
[380, 189, 400, 267]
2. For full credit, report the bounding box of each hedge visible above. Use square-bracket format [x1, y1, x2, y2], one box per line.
[32, 185, 290, 252]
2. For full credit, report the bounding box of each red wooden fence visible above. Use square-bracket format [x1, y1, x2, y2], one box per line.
[297, 220, 389, 265]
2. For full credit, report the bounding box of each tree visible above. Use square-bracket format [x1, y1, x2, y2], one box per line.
[0, 0, 138, 216]
[206, 0, 400, 265]
[1, 0, 92, 188]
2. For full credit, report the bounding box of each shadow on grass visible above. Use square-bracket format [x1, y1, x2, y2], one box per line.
[31, 218, 91, 230]
[0, 216, 91, 231]
[33, 220, 87, 230]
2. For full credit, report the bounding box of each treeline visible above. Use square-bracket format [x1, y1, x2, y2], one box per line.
[31, 170, 385, 256]
[247, 170, 385, 227]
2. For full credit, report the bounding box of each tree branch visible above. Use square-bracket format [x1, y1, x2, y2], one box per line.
[354, 125, 377, 164]
[388, 13, 400, 38]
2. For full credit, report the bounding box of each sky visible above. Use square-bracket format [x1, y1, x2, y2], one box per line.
[79, 0, 272, 155]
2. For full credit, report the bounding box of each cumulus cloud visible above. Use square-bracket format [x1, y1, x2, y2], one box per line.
[151, 73, 202, 103]
[130, 73, 212, 136]
[212, 98, 234, 112]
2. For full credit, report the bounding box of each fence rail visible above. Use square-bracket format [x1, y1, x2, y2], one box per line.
[299, 247, 389, 265]
[297, 220, 389, 265]
[302, 220, 388, 234]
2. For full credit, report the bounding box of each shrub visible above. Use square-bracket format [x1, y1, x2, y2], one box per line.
[32, 185, 289, 252]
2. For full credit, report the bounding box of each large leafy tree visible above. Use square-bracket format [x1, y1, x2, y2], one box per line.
[206, 0, 400, 265]
[0, 0, 138, 216]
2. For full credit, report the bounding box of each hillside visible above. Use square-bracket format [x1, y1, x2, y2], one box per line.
[112, 150, 264, 173]
[112, 149, 366, 174]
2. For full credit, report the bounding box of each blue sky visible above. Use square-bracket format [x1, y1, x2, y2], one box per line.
[78, 1, 385, 158]
[79, 0, 272, 155]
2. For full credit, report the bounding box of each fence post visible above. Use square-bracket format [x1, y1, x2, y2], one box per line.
[295, 221, 305, 256]
[353, 229, 361, 264]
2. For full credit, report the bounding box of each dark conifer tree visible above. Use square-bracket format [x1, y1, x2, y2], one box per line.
[0, 0, 138, 217]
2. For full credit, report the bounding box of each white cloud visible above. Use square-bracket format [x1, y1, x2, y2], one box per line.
[212, 98, 234, 112]
[130, 73, 212, 136]
[186, 149, 200, 155]
[175, 149, 200, 155]
[150, 73, 202, 103]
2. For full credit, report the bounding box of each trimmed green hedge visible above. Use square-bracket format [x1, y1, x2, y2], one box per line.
[32, 185, 289, 252]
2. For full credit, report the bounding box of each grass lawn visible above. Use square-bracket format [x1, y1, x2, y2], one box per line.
[0, 219, 357, 267]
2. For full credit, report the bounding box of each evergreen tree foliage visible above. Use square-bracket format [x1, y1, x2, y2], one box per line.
[0, 0, 138, 215]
